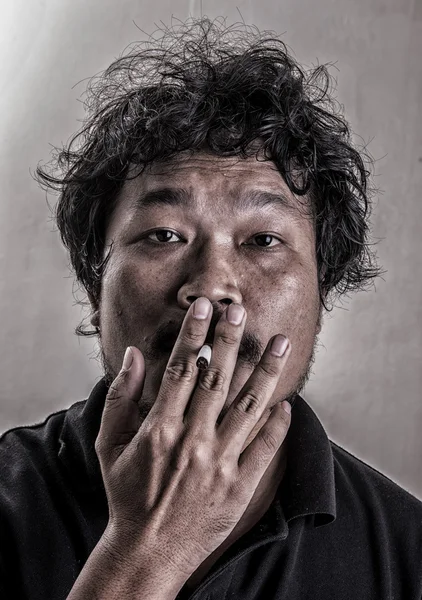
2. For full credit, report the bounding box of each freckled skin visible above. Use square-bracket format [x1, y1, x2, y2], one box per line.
[92, 151, 322, 420]
[89, 150, 324, 584]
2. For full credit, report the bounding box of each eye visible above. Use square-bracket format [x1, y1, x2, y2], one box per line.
[247, 233, 283, 249]
[143, 229, 283, 249]
[145, 229, 181, 243]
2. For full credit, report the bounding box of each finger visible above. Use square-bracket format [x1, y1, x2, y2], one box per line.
[184, 303, 246, 432]
[238, 400, 291, 488]
[217, 336, 291, 457]
[148, 297, 213, 423]
[95, 346, 145, 463]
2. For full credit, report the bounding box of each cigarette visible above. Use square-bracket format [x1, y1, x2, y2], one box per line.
[196, 344, 212, 370]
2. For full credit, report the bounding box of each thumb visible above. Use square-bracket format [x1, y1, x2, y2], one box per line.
[95, 346, 146, 460]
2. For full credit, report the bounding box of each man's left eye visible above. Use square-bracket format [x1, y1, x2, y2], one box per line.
[249, 234, 283, 248]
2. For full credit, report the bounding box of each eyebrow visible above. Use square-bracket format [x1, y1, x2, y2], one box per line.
[130, 187, 300, 216]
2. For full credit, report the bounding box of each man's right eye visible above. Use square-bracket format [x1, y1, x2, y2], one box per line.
[145, 229, 182, 243]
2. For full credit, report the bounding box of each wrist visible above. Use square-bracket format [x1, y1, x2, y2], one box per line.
[99, 524, 191, 596]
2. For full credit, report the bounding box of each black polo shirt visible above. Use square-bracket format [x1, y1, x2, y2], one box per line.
[1, 378, 421, 600]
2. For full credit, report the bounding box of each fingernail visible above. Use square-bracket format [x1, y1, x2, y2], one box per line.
[227, 303, 244, 325]
[270, 335, 289, 357]
[282, 401, 291, 415]
[122, 346, 134, 370]
[193, 297, 211, 319]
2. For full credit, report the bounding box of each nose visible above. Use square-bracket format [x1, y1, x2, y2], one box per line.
[176, 252, 243, 316]
[187, 296, 233, 319]
[184, 293, 241, 317]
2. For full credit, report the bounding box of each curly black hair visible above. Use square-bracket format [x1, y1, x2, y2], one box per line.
[35, 16, 384, 337]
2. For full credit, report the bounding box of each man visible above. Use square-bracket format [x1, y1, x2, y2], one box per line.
[1, 16, 421, 600]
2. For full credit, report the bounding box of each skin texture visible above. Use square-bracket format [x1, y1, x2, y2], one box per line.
[89, 149, 324, 588]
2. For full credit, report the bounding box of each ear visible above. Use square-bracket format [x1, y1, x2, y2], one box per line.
[90, 311, 100, 328]
[87, 293, 100, 329]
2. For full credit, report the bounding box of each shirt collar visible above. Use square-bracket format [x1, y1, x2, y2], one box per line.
[58, 377, 336, 530]
[279, 394, 336, 528]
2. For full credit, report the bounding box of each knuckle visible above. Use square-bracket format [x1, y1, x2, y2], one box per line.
[218, 330, 239, 347]
[182, 328, 205, 344]
[106, 382, 125, 405]
[260, 428, 279, 453]
[143, 423, 175, 449]
[197, 368, 226, 392]
[165, 360, 196, 383]
[235, 391, 262, 416]
[189, 443, 212, 465]
[257, 359, 280, 378]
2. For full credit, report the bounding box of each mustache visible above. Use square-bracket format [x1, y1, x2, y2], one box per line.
[143, 309, 263, 367]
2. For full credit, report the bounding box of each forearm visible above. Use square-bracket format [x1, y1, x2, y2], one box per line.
[66, 537, 188, 600]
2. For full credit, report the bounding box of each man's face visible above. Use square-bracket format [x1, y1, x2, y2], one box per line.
[93, 150, 322, 422]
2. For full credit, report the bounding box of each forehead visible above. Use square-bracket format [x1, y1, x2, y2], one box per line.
[119, 151, 312, 219]
[137, 151, 287, 188]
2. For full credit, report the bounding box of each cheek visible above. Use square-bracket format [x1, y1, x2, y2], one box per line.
[266, 262, 320, 353]
[100, 255, 164, 336]
[102, 258, 139, 314]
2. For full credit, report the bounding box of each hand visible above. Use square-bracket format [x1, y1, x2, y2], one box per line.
[95, 298, 292, 579]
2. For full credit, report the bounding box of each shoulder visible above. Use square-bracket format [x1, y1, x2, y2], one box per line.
[0, 408, 70, 486]
[331, 440, 422, 524]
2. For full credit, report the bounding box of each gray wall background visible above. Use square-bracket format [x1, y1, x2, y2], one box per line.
[0, 0, 421, 498]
